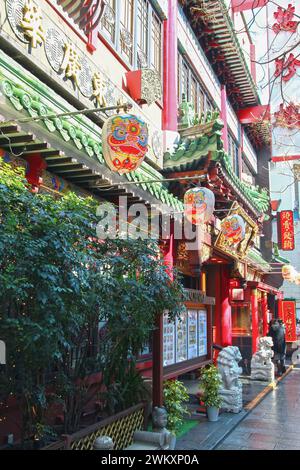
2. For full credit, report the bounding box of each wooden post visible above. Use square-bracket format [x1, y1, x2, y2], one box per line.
[152, 315, 164, 408]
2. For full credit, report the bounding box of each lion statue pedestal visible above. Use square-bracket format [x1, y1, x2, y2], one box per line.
[217, 346, 243, 414]
[251, 337, 275, 382]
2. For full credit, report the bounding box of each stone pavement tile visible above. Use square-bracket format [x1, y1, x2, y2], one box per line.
[249, 432, 280, 444]
[274, 442, 300, 450]
[237, 441, 276, 450]
[217, 443, 246, 450]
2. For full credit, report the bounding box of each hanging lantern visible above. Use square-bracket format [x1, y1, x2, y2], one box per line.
[282, 265, 297, 281]
[221, 214, 246, 245]
[294, 273, 300, 285]
[102, 114, 149, 174]
[184, 187, 215, 225]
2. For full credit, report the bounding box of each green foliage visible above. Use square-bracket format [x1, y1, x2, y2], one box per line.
[163, 380, 190, 435]
[0, 158, 185, 442]
[199, 365, 222, 408]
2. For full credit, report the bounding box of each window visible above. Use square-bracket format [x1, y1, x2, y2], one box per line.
[100, 0, 163, 75]
[120, 0, 134, 63]
[101, 0, 116, 42]
[228, 133, 239, 175]
[178, 52, 215, 116]
[137, 0, 149, 67]
[151, 11, 162, 76]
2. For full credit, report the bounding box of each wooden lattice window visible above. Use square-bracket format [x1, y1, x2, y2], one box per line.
[120, 0, 134, 64]
[101, 0, 116, 42]
[151, 10, 162, 76]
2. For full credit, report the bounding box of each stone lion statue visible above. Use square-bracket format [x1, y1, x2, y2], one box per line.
[217, 346, 243, 413]
[251, 336, 274, 382]
[217, 346, 242, 390]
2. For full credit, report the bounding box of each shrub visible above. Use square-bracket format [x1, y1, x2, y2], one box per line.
[163, 380, 189, 435]
[199, 365, 222, 408]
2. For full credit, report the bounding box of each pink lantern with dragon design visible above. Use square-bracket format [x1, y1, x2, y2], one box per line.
[184, 187, 215, 225]
[221, 215, 246, 245]
[102, 114, 149, 174]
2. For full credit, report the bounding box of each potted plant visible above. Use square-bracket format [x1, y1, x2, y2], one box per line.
[199, 365, 222, 422]
[163, 380, 190, 447]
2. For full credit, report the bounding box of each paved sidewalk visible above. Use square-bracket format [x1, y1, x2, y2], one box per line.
[176, 367, 298, 450]
[216, 368, 300, 450]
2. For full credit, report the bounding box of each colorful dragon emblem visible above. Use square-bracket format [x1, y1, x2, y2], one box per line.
[221, 215, 246, 245]
[184, 187, 215, 225]
[103, 114, 149, 174]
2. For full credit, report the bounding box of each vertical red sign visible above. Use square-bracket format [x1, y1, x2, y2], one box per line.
[278, 210, 295, 251]
[282, 300, 297, 342]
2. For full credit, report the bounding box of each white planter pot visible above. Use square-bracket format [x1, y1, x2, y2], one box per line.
[206, 406, 219, 422]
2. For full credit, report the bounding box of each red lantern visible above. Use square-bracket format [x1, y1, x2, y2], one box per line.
[102, 114, 149, 174]
[184, 187, 215, 225]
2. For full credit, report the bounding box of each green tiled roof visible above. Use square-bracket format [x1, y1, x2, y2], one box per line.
[219, 151, 270, 214]
[163, 110, 270, 215]
[164, 112, 223, 171]
[247, 249, 270, 271]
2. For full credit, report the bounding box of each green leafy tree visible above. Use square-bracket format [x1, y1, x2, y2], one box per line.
[0, 159, 185, 443]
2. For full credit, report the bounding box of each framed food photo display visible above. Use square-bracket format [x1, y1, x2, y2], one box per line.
[176, 313, 188, 363]
[198, 309, 208, 356]
[187, 310, 198, 359]
[163, 313, 176, 366]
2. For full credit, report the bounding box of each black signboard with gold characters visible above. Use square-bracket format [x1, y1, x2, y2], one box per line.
[215, 202, 259, 261]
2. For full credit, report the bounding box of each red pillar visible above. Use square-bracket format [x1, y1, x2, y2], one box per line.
[162, 0, 178, 131]
[221, 85, 228, 152]
[214, 267, 222, 346]
[251, 288, 259, 353]
[262, 292, 268, 336]
[220, 265, 232, 347]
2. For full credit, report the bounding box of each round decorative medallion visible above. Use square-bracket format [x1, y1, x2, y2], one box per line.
[6, 0, 28, 43]
[78, 57, 93, 97]
[44, 28, 65, 72]
[152, 130, 163, 160]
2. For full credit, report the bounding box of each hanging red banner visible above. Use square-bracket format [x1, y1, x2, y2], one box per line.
[282, 300, 297, 342]
[277, 210, 295, 251]
[231, 0, 268, 13]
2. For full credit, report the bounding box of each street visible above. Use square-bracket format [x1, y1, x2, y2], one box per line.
[216, 369, 300, 450]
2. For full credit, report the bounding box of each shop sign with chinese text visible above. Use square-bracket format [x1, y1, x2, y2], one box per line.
[278, 210, 295, 251]
[281, 300, 297, 342]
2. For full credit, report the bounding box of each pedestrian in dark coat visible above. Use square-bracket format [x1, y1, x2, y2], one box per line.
[267, 319, 287, 376]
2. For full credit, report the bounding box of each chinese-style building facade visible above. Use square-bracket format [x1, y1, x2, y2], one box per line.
[0, 0, 284, 443]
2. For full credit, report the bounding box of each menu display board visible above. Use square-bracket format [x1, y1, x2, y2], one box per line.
[163, 309, 208, 367]
[198, 310, 208, 356]
[188, 310, 198, 359]
[163, 314, 176, 366]
[176, 313, 188, 363]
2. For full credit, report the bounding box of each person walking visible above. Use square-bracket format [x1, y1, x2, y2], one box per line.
[267, 319, 286, 376]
